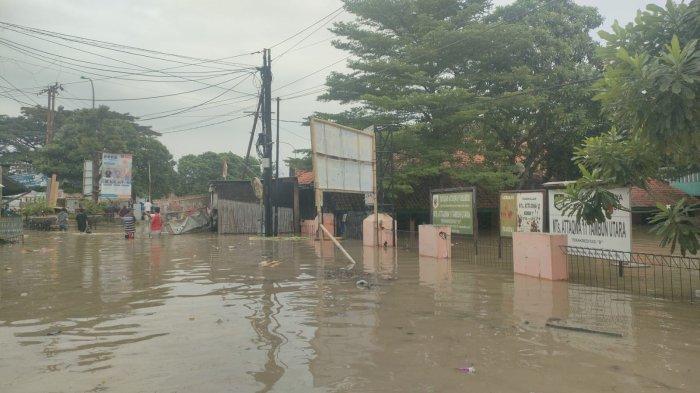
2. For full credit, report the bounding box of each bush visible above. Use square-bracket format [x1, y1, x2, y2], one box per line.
[21, 200, 54, 217]
[79, 199, 107, 215]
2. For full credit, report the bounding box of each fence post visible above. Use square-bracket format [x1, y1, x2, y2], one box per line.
[618, 259, 624, 278]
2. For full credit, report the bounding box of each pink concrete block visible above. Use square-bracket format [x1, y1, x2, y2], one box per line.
[301, 220, 317, 236]
[513, 274, 570, 325]
[362, 213, 396, 247]
[513, 232, 568, 280]
[418, 225, 451, 259]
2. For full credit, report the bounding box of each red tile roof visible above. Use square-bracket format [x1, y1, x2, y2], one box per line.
[631, 179, 699, 208]
[295, 170, 315, 186]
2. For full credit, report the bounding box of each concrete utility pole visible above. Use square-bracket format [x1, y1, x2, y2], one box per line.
[80, 76, 95, 109]
[260, 49, 274, 237]
[274, 96, 280, 236]
[41, 82, 62, 144]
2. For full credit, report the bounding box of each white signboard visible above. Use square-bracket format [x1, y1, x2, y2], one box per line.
[548, 187, 631, 254]
[99, 153, 132, 200]
[516, 192, 544, 233]
[310, 118, 374, 193]
[83, 160, 93, 196]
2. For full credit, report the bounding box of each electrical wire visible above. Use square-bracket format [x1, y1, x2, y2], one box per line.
[275, 9, 344, 61]
[138, 72, 257, 121]
[0, 21, 258, 69]
[268, 5, 345, 49]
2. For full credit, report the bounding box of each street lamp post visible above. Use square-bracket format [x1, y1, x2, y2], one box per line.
[80, 76, 95, 109]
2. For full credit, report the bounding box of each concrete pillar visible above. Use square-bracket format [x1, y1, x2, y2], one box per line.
[513, 232, 568, 280]
[418, 225, 451, 259]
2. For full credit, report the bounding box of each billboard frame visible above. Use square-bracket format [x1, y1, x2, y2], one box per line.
[429, 186, 478, 255]
[309, 117, 378, 243]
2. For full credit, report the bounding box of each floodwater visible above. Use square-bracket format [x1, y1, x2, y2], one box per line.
[1, 226, 699, 393]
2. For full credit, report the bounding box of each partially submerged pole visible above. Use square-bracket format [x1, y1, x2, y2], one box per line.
[319, 222, 357, 270]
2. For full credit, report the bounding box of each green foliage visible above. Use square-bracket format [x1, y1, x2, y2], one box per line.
[322, 0, 607, 198]
[79, 199, 107, 215]
[33, 106, 177, 198]
[176, 151, 260, 195]
[284, 149, 312, 173]
[573, 129, 660, 188]
[554, 165, 627, 225]
[649, 199, 700, 256]
[562, 0, 700, 254]
[0, 106, 69, 166]
[20, 200, 54, 217]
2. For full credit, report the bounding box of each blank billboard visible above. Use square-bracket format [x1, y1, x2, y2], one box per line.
[310, 118, 375, 193]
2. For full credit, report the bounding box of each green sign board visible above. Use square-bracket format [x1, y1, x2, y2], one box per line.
[431, 191, 474, 235]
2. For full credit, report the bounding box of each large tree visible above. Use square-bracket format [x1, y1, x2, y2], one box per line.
[319, 0, 606, 198]
[560, 0, 699, 255]
[176, 151, 260, 195]
[34, 106, 177, 198]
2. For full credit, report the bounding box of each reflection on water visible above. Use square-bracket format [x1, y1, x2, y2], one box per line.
[1, 228, 699, 392]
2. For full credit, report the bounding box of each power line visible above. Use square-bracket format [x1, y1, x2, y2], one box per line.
[0, 74, 40, 105]
[0, 21, 258, 69]
[275, 8, 344, 61]
[58, 73, 251, 102]
[268, 5, 345, 49]
[139, 72, 257, 121]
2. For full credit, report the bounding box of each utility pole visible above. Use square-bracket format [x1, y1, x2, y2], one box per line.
[41, 83, 62, 206]
[80, 76, 95, 109]
[41, 82, 62, 145]
[260, 49, 274, 237]
[148, 161, 152, 202]
[274, 96, 280, 236]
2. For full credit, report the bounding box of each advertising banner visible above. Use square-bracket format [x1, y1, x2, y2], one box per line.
[500, 191, 545, 237]
[431, 190, 474, 235]
[99, 153, 132, 200]
[499, 193, 517, 236]
[516, 192, 544, 233]
[548, 187, 631, 253]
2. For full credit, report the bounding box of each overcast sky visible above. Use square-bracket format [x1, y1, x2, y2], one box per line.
[0, 0, 667, 173]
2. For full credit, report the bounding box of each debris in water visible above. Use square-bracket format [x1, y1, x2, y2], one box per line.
[46, 329, 62, 336]
[259, 260, 281, 268]
[546, 318, 623, 337]
[188, 316, 195, 321]
[20, 292, 28, 297]
[457, 366, 476, 374]
[216, 318, 223, 324]
[356, 279, 371, 289]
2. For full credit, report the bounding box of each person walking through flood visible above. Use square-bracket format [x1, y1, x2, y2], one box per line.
[57, 208, 69, 231]
[147, 206, 163, 237]
[122, 209, 136, 239]
[75, 208, 88, 233]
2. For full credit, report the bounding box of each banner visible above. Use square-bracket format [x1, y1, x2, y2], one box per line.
[431, 190, 474, 235]
[499, 193, 517, 236]
[548, 187, 631, 253]
[500, 192, 544, 237]
[99, 153, 132, 200]
[83, 160, 93, 196]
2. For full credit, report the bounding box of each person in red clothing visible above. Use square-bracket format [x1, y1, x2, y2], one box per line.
[147, 206, 163, 238]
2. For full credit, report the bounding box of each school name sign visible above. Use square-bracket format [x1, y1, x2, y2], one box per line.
[431, 189, 474, 235]
[548, 187, 632, 253]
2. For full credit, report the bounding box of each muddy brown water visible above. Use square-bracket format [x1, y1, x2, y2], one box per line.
[1, 226, 699, 392]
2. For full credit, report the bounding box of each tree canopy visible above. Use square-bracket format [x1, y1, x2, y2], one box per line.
[560, 0, 699, 255]
[176, 151, 260, 195]
[320, 0, 608, 197]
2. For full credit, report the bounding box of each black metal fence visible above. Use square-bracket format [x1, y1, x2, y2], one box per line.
[562, 246, 700, 302]
[0, 217, 23, 242]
